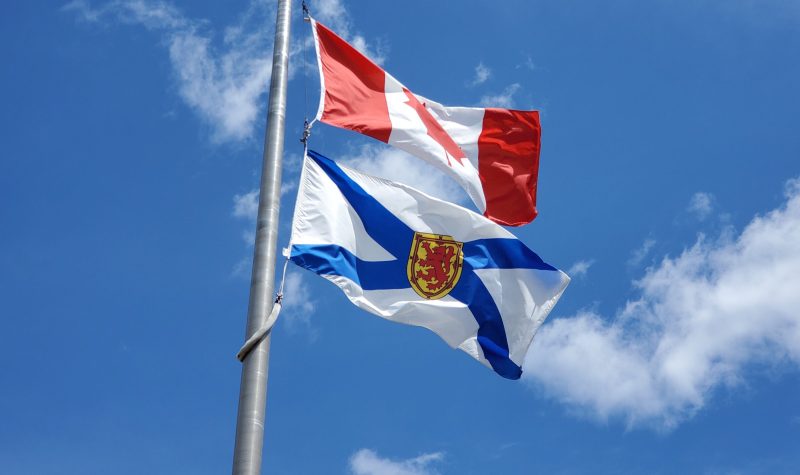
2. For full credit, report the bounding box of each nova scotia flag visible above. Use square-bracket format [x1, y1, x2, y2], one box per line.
[287, 150, 570, 379]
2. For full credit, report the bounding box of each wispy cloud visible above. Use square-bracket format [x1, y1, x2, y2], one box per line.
[280, 152, 304, 198]
[230, 256, 251, 279]
[310, 0, 386, 65]
[524, 177, 800, 429]
[349, 449, 443, 475]
[339, 144, 467, 205]
[688, 191, 715, 221]
[516, 55, 536, 71]
[281, 179, 298, 197]
[568, 259, 595, 279]
[479, 83, 521, 108]
[232, 189, 259, 244]
[280, 271, 318, 339]
[628, 238, 656, 267]
[64, 0, 278, 144]
[233, 189, 259, 220]
[468, 62, 491, 86]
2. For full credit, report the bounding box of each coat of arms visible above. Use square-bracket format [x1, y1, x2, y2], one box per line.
[407, 232, 464, 299]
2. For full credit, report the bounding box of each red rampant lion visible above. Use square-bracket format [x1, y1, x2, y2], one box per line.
[415, 241, 457, 292]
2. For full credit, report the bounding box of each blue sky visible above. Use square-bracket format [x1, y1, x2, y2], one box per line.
[2, 0, 800, 473]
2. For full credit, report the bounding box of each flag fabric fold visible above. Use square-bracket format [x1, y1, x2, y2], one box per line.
[310, 18, 542, 226]
[287, 150, 569, 379]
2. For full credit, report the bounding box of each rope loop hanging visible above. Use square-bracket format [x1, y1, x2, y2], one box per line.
[236, 258, 291, 362]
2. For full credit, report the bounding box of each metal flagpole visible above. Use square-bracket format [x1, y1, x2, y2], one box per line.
[231, 0, 291, 474]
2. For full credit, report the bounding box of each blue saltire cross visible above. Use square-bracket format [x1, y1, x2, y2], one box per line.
[290, 150, 555, 379]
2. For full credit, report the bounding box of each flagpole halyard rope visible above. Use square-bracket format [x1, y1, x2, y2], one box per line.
[301, 0, 312, 129]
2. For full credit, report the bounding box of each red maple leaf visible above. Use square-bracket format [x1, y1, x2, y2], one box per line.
[402, 88, 466, 167]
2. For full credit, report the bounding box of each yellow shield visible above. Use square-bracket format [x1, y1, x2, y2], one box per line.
[407, 232, 464, 299]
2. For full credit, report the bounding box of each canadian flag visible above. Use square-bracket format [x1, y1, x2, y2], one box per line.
[310, 19, 542, 226]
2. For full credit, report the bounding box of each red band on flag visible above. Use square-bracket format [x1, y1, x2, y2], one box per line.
[479, 109, 541, 226]
[314, 22, 392, 143]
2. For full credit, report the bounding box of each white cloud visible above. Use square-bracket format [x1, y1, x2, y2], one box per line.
[469, 62, 491, 86]
[688, 191, 715, 221]
[310, 0, 347, 28]
[280, 271, 318, 338]
[232, 189, 259, 244]
[64, 0, 186, 28]
[516, 55, 536, 71]
[241, 229, 256, 246]
[339, 144, 468, 205]
[349, 449, 443, 475]
[524, 178, 800, 429]
[567, 259, 595, 279]
[479, 83, 521, 108]
[230, 256, 251, 278]
[64, 0, 278, 143]
[233, 189, 259, 220]
[281, 179, 298, 197]
[63, 0, 106, 22]
[628, 238, 656, 267]
[310, 0, 386, 64]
